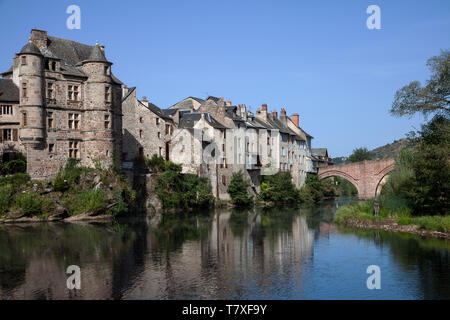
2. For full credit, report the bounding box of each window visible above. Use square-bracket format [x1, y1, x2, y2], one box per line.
[47, 82, 54, 99]
[47, 112, 54, 128]
[67, 84, 80, 101]
[157, 132, 161, 139]
[165, 124, 170, 135]
[2, 129, 12, 141]
[51, 61, 56, 71]
[22, 112, 27, 127]
[68, 113, 80, 130]
[69, 141, 79, 158]
[139, 130, 143, 138]
[104, 114, 110, 129]
[21, 56, 26, 65]
[155, 118, 160, 125]
[139, 117, 143, 123]
[22, 83, 27, 98]
[159, 147, 163, 157]
[105, 86, 111, 102]
[104, 66, 109, 75]
[222, 175, 226, 185]
[49, 143, 55, 153]
[45, 59, 50, 70]
[0, 105, 13, 115]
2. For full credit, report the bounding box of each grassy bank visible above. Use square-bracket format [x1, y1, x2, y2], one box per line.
[0, 159, 136, 222]
[335, 198, 450, 234]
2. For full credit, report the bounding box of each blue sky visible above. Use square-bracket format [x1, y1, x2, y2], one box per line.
[1, 0, 449, 156]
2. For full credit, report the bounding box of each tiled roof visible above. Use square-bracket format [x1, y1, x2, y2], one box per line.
[0, 79, 19, 102]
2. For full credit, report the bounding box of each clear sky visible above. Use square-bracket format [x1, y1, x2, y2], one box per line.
[1, 0, 449, 156]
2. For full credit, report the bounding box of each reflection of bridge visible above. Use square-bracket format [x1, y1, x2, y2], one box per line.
[318, 159, 395, 199]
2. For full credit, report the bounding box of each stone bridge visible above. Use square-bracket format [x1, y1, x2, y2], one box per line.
[318, 158, 395, 199]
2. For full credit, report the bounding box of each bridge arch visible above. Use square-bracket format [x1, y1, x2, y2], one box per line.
[317, 159, 396, 199]
[374, 163, 395, 196]
[318, 170, 361, 195]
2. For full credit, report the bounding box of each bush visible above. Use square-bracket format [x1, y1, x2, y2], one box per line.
[65, 188, 108, 216]
[15, 192, 43, 216]
[146, 154, 166, 172]
[0, 173, 30, 188]
[227, 171, 253, 207]
[0, 185, 14, 215]
[154, 159, 214, 210]
[259, 172, 299, 203]
[53, 158, 91, 192]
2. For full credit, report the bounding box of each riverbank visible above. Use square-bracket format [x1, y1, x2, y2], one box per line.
[335, 200, 450, 239]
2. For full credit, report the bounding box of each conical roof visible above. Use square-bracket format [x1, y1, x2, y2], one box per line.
[86, 44, 108, 63]
[20, 40, 42, 56]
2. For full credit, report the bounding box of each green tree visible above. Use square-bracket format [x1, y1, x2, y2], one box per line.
[259, 172, 299, 203]
[348, 147, 373, 163]
[391, 50, 449, 118]
[227, 171, 253, 207]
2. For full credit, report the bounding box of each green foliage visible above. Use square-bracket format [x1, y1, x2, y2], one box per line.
[15, 192, 43, 216]
[258, 171, 299, 203]
[0, 185, 14, 215]
[227, 171, 253, 207]
[391, 50, 449, 118]
[146, 154, 166, 172]
[334, 176, 358, 196]
[0, 173, 30, 189]
[348, 147, 373, 163]
[382, 116, 449, 216]
[53, 158, 91, 192]
[65, 188, 108, 216]
[0, 152, 27, 175]
[154, 158, 214, 210]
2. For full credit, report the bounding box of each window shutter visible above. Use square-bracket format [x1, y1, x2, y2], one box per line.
[13, 129, 18, 141]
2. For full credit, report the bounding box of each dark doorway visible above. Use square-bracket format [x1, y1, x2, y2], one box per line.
[165, 142, 170, 161]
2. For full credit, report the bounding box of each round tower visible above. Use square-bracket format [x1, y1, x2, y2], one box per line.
[18, 39, 45, 146]
[81, 43, 115, 167]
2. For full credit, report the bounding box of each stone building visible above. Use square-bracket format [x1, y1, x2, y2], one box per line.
[311, 148, 333, 168]
[121, 86, 174, 168]
[0, 29, 123, 179]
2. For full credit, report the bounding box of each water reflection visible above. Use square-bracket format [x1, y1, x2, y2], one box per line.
[0, 199, 449, 300]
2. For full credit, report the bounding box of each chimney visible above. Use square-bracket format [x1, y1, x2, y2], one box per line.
[272, 111, 278, 119]
[122, 85, 129, 98]
[31, 29, 48, 48]
[141, 96, 149, 106]
[262, 104, 267, 112]
[142, 96, 147, 102]
[280, 108, 286, 116]
[226, 100, 232, 106]
[292, 113, 299, 127]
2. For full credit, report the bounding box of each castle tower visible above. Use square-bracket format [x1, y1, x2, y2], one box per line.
[18, 40, 45, 148]
[81, 43, 116, 168]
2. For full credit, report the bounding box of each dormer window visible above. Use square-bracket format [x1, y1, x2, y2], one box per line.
[51, 61, 56, 71]
[21, 56, 27, 65]
[104, 66, 110, 75]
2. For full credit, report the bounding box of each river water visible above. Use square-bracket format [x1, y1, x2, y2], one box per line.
[0, 197, 449, 300]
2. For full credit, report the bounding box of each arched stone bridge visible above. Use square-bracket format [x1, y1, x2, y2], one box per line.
[318, 158, 395, 199]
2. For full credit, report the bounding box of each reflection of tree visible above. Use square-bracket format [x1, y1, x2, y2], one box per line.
[153, 212, 213, 252]
[339, 227, 450, 299]
[229, 209, 250, 238]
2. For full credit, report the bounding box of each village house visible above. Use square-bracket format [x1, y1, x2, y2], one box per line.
[0, 29, 123, 179]
[121, 86, 174, 169]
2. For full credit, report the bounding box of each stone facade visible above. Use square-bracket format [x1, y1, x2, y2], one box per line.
[0, 29, 123, 179]
[121, 86, 173, 166]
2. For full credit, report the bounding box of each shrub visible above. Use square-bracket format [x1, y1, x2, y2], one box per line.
[259, 172, 298, 203]
[15, 192, 43, 216]
[53, 158, 91, 192]
[227, 171, 253, 207]
[0, 173, 30, 188]
[2, 159, 26, 175]
[146, 154, 166, 172]
[0, 185, 14, 215]
[66, 188, 108, 216]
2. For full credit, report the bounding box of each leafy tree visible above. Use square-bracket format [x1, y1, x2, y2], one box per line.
[409, 115, 449, 215]
[348, 147, 373, 163]
[258, 172, 299, 203]
[227, 171, 253, 207]
[391, 50, 449, 118]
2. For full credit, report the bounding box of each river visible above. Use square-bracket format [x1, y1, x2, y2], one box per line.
[0, 197, 449, 300]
